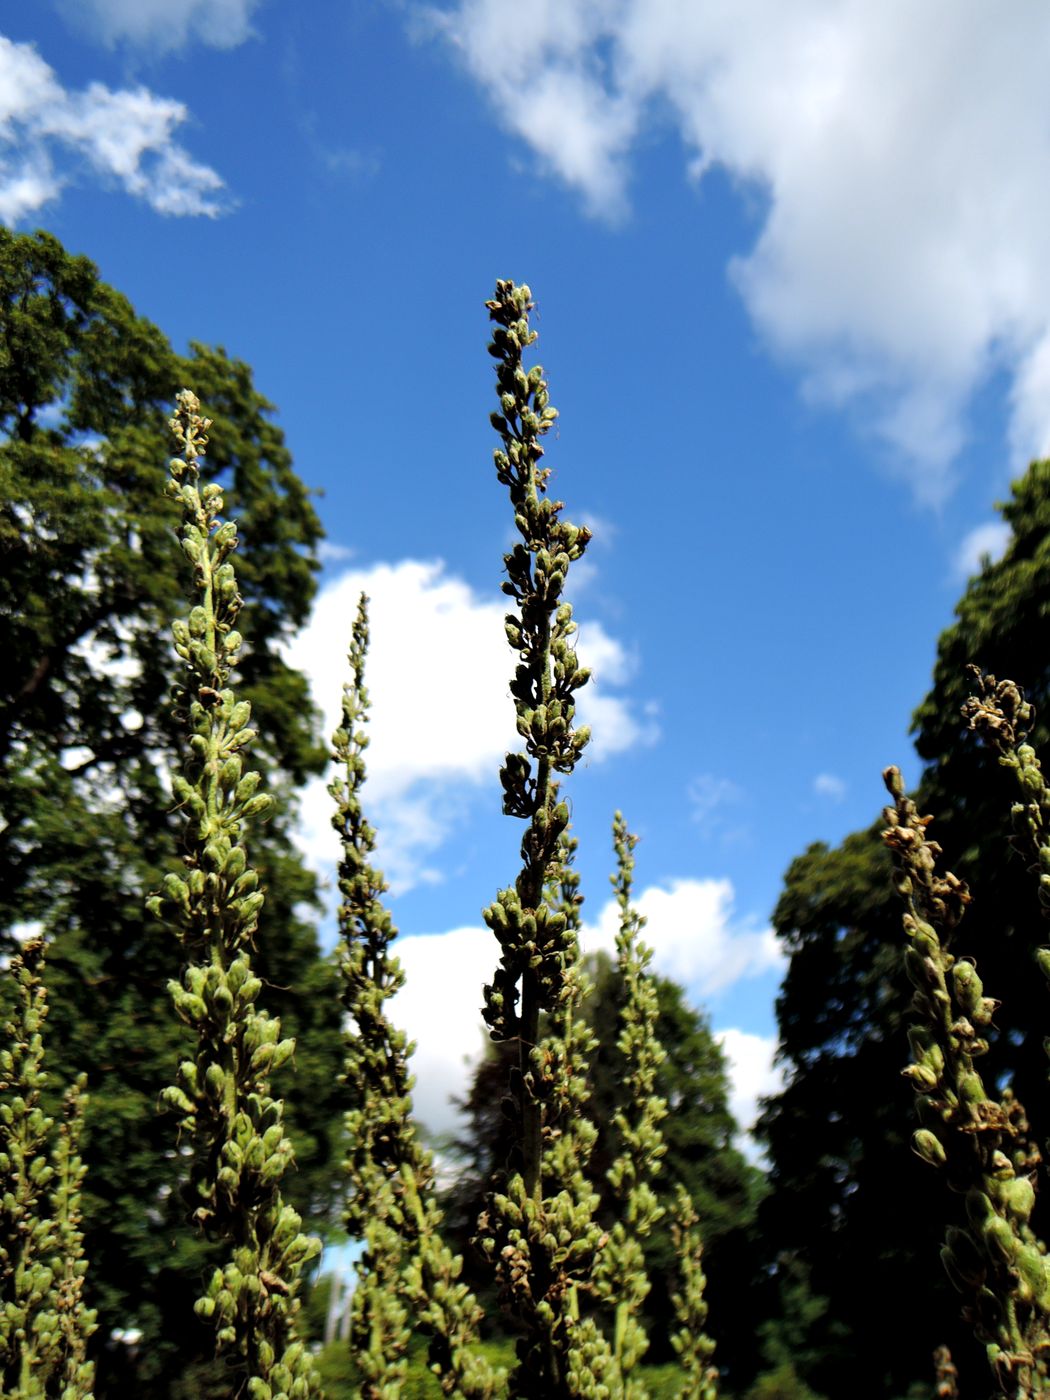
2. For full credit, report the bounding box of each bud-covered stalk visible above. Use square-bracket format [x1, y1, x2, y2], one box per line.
[934, 1344, 960, 1400]
[594, 815, 667, 1385]
[669, 1187, 718, 1400]
[478, 282, 614, 1398]
[148, 391, 321, 1400]
[882, 766, 1050, 1396]
[963, 667, 1050, 929]
[49, 1075, 96, 1399]
[334, 596, 496, 1399]
[0, 938, 95, 1399]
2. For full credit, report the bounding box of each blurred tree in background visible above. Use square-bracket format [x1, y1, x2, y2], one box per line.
[757, 459, 1050, 1399]
[0, 229, 346, 1396]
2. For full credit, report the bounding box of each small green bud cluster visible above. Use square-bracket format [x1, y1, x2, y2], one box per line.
[882, 765, 1050, 1396]
[0, 937, 96, 1399]
[594, 815, 669, 1382]
[150, 390, 320, 1399]
[332, 597, 497, 1399]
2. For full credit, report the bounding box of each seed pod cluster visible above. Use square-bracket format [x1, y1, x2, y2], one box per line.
[149, 390, 320, 1400]
[882, 765, 1050, 1396]
[481, 280, 593, 1052]
[332, 596, 497, 1399]
[964, 667, 1050, 921]
[669, 1186, 719, 1400]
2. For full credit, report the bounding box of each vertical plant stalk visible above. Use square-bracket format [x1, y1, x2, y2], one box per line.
[333, 595, 497, 1400]
[0, 938, 95, 1399]
[478, 280, 613, 1398]
[49, 1075, 96, 1400]
[669, 1186, 718, 1400]
[882, 765, 1050, 1396]
[593, 814, 667, 1389]
[962, 669, 1050, 927]
[148, 391, 321, 1400]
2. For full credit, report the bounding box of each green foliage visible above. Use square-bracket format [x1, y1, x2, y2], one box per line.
[757, 455, 1050, 1398]
[0, 936, 95, 1398]
[0, 228, 345, 1394]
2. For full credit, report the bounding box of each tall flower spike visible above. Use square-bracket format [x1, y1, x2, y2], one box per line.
[333, 595, 497, 1399]
[149, 390, 321, 1400]
[0, 938, 95, 1399]
[593, 814, 668, 1387]
[669, 1186, 718, 1400]
[477, 283, 615, 1398]
[882, 765, 1050, 1397]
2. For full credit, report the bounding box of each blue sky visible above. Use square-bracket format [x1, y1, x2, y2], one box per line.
[6, 0, 1046, 1142]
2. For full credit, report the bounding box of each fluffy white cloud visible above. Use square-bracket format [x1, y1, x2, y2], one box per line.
[813, 771, 846, 802]
[952, 520, 1011, 582]
[389, 875, 782, 1139]
[716, 1028, 782, 1135]
[56, 0, 260, 51]
[0, 36, 225, 222]
[433, 1, 1050, 494]
[284, 559, 653, 893]
[583, 876, 782, 996]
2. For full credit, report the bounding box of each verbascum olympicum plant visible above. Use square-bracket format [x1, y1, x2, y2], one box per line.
[0, 936, 95, 1399]
[592, 814, 667, 1390]
[669, 1186, 718, 1400]
[882, 766, 1050, 1396]
[477, 280, 616, 1398]
[148, 390, 321, 1400]
[332, 595, 498, 1400]
[962, 668, 1050, 927]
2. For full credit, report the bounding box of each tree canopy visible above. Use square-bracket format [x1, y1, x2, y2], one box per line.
[0, 228, 346, 1396]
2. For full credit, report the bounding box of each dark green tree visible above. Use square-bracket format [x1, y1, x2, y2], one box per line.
[0, 229, 345, 1396]
[757, 457, 1050, 1398]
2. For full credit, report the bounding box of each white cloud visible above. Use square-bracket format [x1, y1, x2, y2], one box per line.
[813, 771, 846, 802]
[716, 1028, 782, 1135]
[688, 772, 744, 840]
[0, 36, 225, 223]
[433, 0, 1050, 494]
[284, 559, 653, 893]
[952, 520, 1011, 582]
[57, 0, 260, 52]
[583, 876, 782, 997]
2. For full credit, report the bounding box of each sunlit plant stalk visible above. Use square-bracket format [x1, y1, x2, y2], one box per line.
[149, 390, 321, 1400]
[593, 814, 667, 1391]
[479, 279, 617, 1398]
[333, 595, 498, 1400]
[882, 765, 1050, 1396]
[0, 936, 95, 1399]
[669, 1186, 718, 1400]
